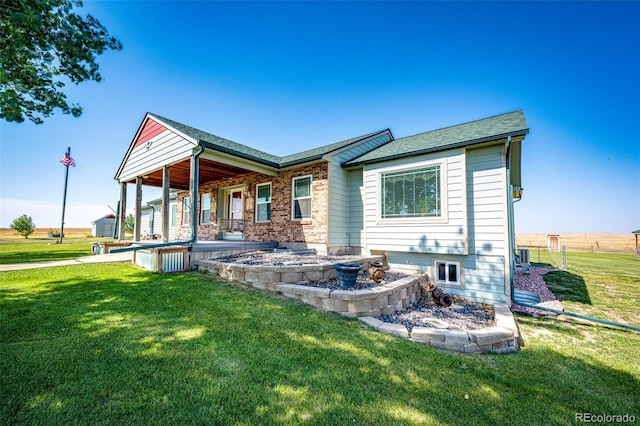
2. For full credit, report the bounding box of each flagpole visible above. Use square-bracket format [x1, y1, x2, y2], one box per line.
[59, 147, 71, 244]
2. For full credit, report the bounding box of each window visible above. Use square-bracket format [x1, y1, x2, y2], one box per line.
[434, 260, 461, 286]
[182, 196, 191, 225]
[292, 175, 312, 220]
[256, 183, 271, 222]
[201, 193, 211, 224]
[381, 165, 441, 219]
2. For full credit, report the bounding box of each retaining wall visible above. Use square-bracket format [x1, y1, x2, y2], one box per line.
[359, 304, 519, 354]
[196, 256, 520, 354]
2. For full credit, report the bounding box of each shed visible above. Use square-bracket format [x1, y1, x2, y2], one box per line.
[92, 214, 116, 237]
[633, 229, 640, 255]
[547, 234, 560, 252]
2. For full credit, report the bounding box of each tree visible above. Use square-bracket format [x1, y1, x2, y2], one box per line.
[124, 213, 134, 235]
[10, 214, 36, 238]
[0, 0, 122, 124]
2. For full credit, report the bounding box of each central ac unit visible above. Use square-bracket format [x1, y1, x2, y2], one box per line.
[519, 248, 531, 266]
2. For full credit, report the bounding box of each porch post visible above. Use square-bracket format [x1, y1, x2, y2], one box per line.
[190, 150, 200, 240]
[134, 177, 142, 241]
[118, 182, 127, 241]
[162, 165, 170, 243]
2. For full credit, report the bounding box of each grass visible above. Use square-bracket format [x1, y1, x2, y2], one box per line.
[529, 249, 639, 277]
[2, 260, 639, 425]
[0, 238, 112, 264]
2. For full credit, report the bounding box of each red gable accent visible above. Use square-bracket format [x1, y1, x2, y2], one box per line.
[134, 118, 168, 148]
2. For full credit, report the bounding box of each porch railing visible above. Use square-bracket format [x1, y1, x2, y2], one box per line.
[218, 219, 247, 233]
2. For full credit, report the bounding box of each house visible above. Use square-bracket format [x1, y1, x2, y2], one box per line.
[140, 194, 177, 240]
[91, 214, 115, 237]
[114, 110, 529, 304]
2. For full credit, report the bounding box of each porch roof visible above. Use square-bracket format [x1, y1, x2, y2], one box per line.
[153, 113, 391, 169]
[116, 112, 391, 189]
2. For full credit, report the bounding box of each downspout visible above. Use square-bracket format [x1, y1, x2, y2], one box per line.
[513, 298, 640, 332]
[505, 136, 516, 303]
[112, 144, 205, 253]
[190, 143, 204, 243]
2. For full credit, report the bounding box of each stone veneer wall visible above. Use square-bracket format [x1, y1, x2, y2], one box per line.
[175, 163, 330, 252]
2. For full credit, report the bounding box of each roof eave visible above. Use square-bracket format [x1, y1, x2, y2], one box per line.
[200, 140, 281, 169]
[343, 129, 529, 167]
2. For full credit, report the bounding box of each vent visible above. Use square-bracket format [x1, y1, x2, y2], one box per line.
[161, 250, 185, 272]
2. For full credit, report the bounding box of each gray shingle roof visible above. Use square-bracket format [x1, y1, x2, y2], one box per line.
[149, 113, 282, 167]
[343, 110, 529, 167]
[149, 113, 389, 169]
[279, 130, 391, 167]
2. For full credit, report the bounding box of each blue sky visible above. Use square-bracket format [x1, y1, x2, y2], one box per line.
[1, 1, 639, 233]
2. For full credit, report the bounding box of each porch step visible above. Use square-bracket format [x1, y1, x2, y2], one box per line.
[273, 248, 317, 256]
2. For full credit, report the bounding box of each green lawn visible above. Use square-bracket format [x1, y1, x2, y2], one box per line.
[0, 238, 110, 264]
[1, 262, 638, 425]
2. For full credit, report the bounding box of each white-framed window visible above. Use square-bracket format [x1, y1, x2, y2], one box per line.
[170, 204, 177, 227]
[434, 260, 461, 286]
[292, 175, 312, 220]
[182, 196, 191, 225]
[256, 182, 272, 222]
[201, 193, 211, 224]
[381, 164, 441, 219]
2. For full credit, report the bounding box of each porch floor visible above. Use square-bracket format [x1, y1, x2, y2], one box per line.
[131, 240, 279, 252]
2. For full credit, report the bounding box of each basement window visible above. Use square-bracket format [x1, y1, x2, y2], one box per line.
[434, 260, 461, 286]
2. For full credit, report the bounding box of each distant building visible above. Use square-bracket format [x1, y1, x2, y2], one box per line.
[92, 214, 116, 237]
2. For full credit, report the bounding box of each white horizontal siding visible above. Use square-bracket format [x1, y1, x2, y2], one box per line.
[466, 145, 505, 259]
[347, 170, 363, 248]
[119, 130, 196, 182]
[362, 150, 465, 254]
[385, 251, 506, 304]
[327, 133, 391, 248]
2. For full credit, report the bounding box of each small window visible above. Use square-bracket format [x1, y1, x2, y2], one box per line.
[256, 183, 271, 222]
[183, 196, 191, 225]
[292, 175, 312, 220]
[201, 193, 211, 224]
[170, 204, 177, 227]
[434, 260, 461, 286]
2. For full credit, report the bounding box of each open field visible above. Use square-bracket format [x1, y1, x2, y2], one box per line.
[517, 232, 637, 253]
[0, 227, 93, 240]
[1, 251, 639, 424]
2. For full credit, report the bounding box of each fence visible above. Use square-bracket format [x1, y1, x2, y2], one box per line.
[516, 233, 637, 255]
[518, 246, 640, 278]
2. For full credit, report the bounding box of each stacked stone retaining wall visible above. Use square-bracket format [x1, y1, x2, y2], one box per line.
[196, 256, 520, 354]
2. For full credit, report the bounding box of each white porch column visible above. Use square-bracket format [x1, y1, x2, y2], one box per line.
[134, 177, 143, 241]
[162, 165, 170, 243]
[118, 182, 127, 241]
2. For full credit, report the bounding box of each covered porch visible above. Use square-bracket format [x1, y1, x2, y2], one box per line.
[114, 113, 280, 247]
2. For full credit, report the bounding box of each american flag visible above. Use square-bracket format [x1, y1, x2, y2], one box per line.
[60, 153, 76, 167]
